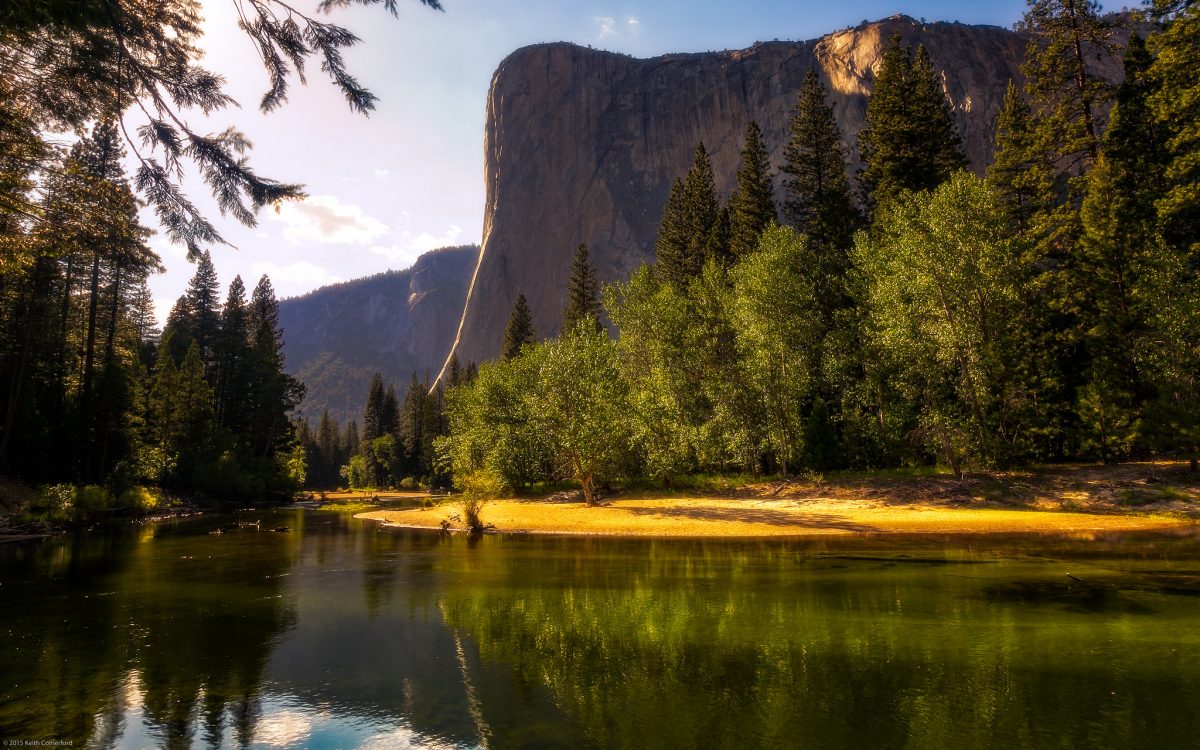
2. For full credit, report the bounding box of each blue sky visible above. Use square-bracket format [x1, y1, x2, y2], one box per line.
[147, 0, 1126, 320]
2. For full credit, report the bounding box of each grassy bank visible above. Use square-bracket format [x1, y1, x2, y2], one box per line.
[357, 462, 1200, 537]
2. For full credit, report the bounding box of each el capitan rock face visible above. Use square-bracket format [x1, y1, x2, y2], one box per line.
[442, 16, 1033, 374]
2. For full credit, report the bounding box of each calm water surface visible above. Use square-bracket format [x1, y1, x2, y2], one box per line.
[1, 510, 1199, 749]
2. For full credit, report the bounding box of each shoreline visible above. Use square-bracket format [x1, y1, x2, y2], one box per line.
[356, 497, 1194, 538]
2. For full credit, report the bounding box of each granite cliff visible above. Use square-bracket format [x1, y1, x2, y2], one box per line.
[279, 244, 477, 423]
[441, 15, 1035, 375]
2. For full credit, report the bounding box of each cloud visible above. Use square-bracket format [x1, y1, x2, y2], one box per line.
[628, 16, 639, 26]
[269, 194, 389, 245]
[248, 260, 342, 289]
[369, 224, 464, 268]
[374, 168, 390, 178]
[594, 16, 616, 38]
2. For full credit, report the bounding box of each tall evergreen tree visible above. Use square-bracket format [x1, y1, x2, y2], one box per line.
[214, 276, 251, 434]
[562, 243, 602, 334]
[987, 80, 1057, 235]
[1018, 0, 1116, 178]
[858, 36, 965, 210]
[782, 70, 858, 251]
[184, 251, 222, 370]
[363, 372, 387, 442]
[655, 143, 722, 287]
[445, 352, 464, 388]
[248, 275, 282, 349]
[400, 372, 426, 477]
[1075, 35, 1170, 459]
[1147, 0, 1200, 255]
[727, 121, 777, 258]
[502, 293, 536, 360]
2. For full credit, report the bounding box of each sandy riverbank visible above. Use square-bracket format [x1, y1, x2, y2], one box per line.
[355, 463, 1199, 537]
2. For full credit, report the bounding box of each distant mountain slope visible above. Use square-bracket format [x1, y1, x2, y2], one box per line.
[278, 244, 478, 424]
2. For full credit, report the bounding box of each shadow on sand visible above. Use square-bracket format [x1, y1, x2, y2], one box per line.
[617, 504, 880, 533]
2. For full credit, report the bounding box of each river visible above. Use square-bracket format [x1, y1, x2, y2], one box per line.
[1, 509, 1198, 748]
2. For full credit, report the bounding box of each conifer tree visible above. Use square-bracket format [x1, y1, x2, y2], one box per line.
[727, 121, 777, 258]
[858, 36, 964, 210]
[248, 275, 282, 349]
[184, 251, 222, 370]
[562, 244, 603, 334]
[214, 276, 251, 433]
[400, 372, 426, 476]
[1018, 0, 1116, 178]
[383, 384, 401, 437]
[987, 80, 1057, 235]
[1146, 0, 1200, 254]
[1075, 35, 1170, 459]
[445, 352, 463, 388]
[655, 143, 721, 287]
[501, 293, 536, 360]
[363, 372, 386, 443]
[782, 70, 858, 251]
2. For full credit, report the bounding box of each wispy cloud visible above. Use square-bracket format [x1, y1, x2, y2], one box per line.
[594, 16, 616, 38]
[369, 224, 465, 267]
[269, 194, 389, 245]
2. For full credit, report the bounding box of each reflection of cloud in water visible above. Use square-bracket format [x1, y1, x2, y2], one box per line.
[357, 725, 462, 750]
[254, 709, 313, 747]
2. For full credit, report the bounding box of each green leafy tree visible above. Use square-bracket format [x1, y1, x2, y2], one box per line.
[853, 173, 1031, 477]
[501, 292, 536, 360]
[562, 243, 602, 334]
[534, 324, 631, 505]
[730, 227, 823, 473]
[727, 121, 776, 258]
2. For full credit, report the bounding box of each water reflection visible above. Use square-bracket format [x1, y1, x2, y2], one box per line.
[0, 515, 1197, 749]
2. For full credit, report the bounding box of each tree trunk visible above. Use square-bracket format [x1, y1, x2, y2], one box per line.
[581, 472, 595, 506]
[78, 250, 102, 480]
[1191, 457, 1198, 474]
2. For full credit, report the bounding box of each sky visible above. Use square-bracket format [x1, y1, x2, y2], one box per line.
[144, 0, 1127, 322]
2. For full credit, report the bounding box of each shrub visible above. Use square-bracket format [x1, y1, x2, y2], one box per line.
[37, 484, 76, 515]
[75, 485, 113, 515]
[458, 470, 503, 532]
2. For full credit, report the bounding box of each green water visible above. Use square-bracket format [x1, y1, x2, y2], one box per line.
[1, 511, 1198, 749]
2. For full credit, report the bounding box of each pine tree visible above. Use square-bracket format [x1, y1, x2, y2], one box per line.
[248, 275, 282, 349]
[501, 293, 536, 360]
[562, 243, 602, 334]
[727, 121, 776, 258]
[400, 372, 425, 477]
[782, 70, 858, 251]
[184, 251, 221, 370]
[1018, 0, 1116, 178]
[1147, 0, 1200, 254]
[987, 81, 1057, 235]
[655, 143, 721, 287]
[1075, 34, 1170, 459]
[858, 36, 964, 211]
[445, 352, 463, 388]
[214, 276, 251, 434]
[363, 372, 386, 442]
[382, 384, 401, 437]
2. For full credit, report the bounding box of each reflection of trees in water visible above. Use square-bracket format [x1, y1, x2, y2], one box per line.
[0, 522, 296, 748]
[438, 538, 1200, 749]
